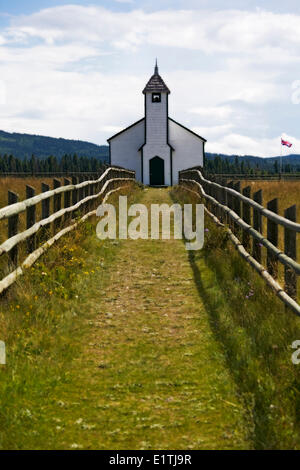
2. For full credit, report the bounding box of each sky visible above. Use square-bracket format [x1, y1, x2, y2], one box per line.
[1, 1, 300, 156]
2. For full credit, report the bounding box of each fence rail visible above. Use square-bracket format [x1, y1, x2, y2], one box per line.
[0, 171, 107, 178]
[179, 168, 300, 316]
[205, 173, 300, 182]
[0, 166, 135, 294]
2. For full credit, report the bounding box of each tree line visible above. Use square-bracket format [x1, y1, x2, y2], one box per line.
[0, 154, 106, 174]
[205, 155, 300, 175]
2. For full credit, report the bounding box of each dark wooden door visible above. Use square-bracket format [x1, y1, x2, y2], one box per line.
[149, 156, 164, 185]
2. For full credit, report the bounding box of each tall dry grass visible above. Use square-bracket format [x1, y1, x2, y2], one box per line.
[0, 176, 66, 208]
[240, 180, 300, 299]
[0, 176, 72, 279]
[240, 180, 300, 225]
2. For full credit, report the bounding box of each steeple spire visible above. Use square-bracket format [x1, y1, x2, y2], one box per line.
[143, 60, 170, 94]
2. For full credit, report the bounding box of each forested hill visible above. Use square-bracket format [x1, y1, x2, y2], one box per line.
[0, 130, 109, 161]
[1, 129, 300, 172]
[205, 153, 300, 168]
[205, 153, 300, 173]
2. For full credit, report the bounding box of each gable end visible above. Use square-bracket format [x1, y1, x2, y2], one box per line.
[169, 117, 207, 142]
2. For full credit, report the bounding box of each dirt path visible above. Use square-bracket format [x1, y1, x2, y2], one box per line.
[40, 187, 249, 450]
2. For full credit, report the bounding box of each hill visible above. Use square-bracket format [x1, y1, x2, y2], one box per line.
[0, 130, 109, 162]
[205, 153, 300, 169]
[1, 129, 299, 171]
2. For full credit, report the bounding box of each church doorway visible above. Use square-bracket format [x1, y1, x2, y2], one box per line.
[149, 156, 164, 185]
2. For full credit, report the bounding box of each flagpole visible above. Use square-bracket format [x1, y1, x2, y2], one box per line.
[280, 138, 282, 180]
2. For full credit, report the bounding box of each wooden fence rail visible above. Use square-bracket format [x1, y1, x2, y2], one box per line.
[205, 172, 300, 182]
[0, 166, 135, 295]
[179, 168, 300, 316]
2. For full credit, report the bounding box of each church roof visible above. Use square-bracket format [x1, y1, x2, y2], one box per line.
[143, 61, 170, 94]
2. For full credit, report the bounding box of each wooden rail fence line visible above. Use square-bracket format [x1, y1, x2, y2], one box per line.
[0, 167, 135, 295]
[0, 171, 107, 178]
[179, 168, 300, 316]
[205, 173, 300, 182]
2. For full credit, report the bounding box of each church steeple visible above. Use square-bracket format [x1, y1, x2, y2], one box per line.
[142, 62, 170, 94]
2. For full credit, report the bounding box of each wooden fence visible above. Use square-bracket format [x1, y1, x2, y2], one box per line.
[0, 166, 135, 295]
[179, 168, 300, 316]
[205, 173, 300, 182]
[0, 171, 107, 178]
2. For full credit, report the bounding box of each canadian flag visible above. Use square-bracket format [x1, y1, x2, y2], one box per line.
[281, 138, 292, 148]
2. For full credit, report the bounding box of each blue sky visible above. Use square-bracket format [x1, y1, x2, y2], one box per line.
[1, 0, 300, 156]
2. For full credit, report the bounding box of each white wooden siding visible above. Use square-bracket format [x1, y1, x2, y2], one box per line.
[168, 119, 204, 184]
[110, 119, 145, 181]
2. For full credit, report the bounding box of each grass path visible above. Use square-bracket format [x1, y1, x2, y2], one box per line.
[0, 186, 252, 449]
[40, 187, 250, 449]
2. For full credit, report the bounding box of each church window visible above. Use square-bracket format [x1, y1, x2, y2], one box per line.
[152, 93, 161, 103]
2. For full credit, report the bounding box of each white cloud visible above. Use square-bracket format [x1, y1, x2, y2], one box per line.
[0, 5, 299, 154]
[100, 125, 123, 134]
[189, 106, 233, 120]
[206, 133, 299, 157]
[193, 124, 234, 139]
[114, 0, 135, 3]
[5, 6, 300, 58]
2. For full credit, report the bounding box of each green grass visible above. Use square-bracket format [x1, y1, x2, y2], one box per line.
[0, 184, 251, 450]
[0, 184, 299, 449]
[171, 185, 300, 449]
[0, 185, 137, 449]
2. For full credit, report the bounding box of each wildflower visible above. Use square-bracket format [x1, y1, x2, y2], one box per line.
[205, 228, 209, 232]
[70, 443, 82, 449]
[21, 408, 32, 418]
[16, 305, 20, 309]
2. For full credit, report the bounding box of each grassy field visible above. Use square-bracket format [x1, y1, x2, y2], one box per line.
[240, 180, 299, 224]
[0, 176, 67, 207]
[172, 185, 300, 449]
[0, 176, 70, 279]
[0, 184, 300, 449]
[239, 180, 300, 299]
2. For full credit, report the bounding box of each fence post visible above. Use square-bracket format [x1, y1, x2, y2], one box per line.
[233, 181, 241, 236]
[26, 185, 36, 254]
[242, 186, 251, 250]
[227, 181, 233, 227]
[64, 178, 71, 223]
[40, 182, 50, 242]
[53, 178, 61, 232]
[89, 180, 95, 212]
[79, 176, 84, 212]
[220, 185, 227, 223]
[267, 198, 278, 278]
[71, 176, 78, 219]
[8, 191, 19, 267]
[284, 205, 297, 300]
[84, 178, 89, 214]
[253, 189, 262, 262]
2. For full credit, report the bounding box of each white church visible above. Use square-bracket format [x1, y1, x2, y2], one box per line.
[108, 62, 206, 186]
